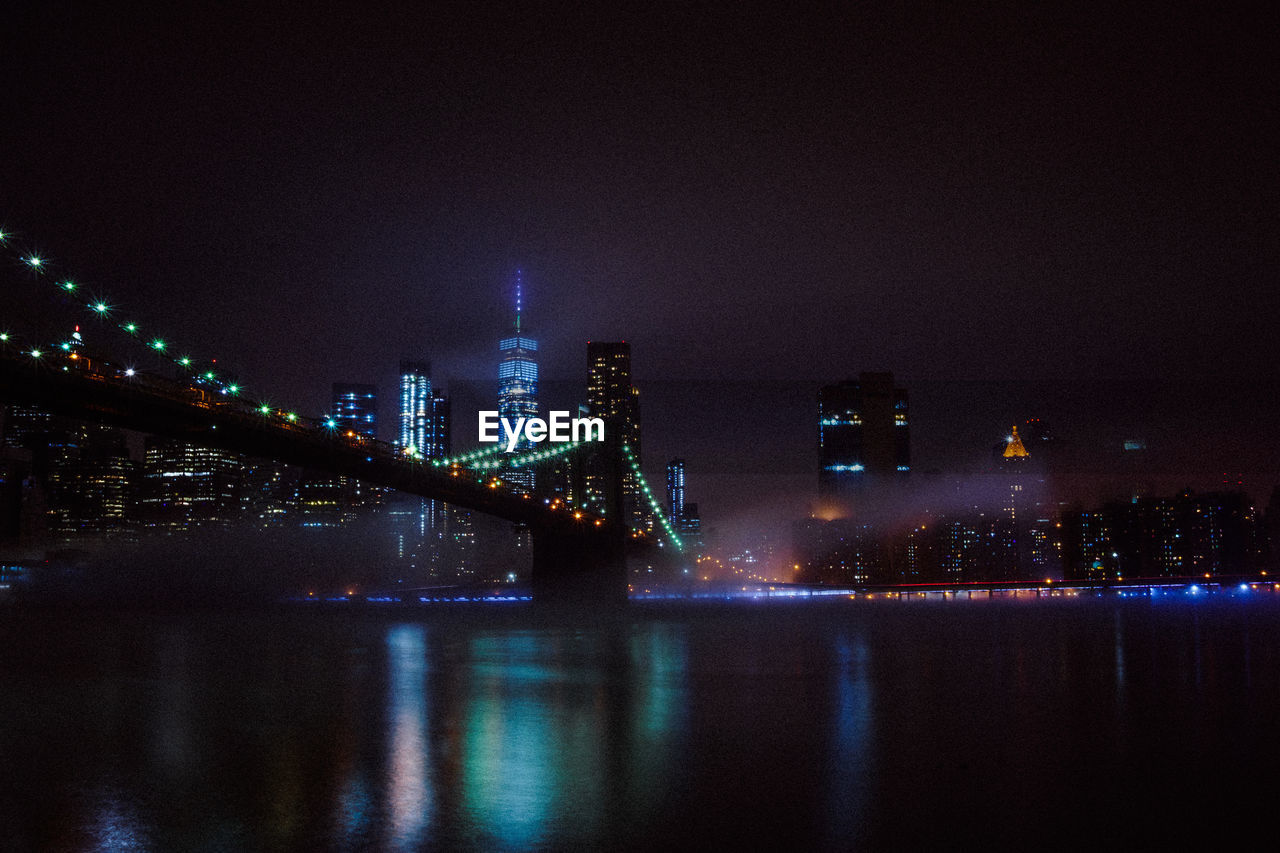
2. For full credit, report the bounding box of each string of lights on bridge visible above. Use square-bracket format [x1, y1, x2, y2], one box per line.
[3, 229, 685, 550]
[464, 438, 587, 470]
[625, 444, 683, 550]
[1, 230, 255, 401]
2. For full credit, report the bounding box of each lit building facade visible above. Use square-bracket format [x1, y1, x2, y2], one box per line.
[2, 408, 134, 542]
[586, 341, 644, 529]
[1063, 490, 1263, 581]
[398, 361, 433, 454]
[666, 458, 686, 525]
[666, 458, 702, 550]
[392, 362, 454, 578]
[139, 438, 244, 531]
[332, 383, 378, 438]
[818, 372, 909, 496]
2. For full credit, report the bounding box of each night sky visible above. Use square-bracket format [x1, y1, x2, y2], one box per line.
[3, 1, 1278, 542]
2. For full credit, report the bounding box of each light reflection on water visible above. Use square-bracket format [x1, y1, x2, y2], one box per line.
[386, 625, 430, 850]
[3, 598, 1280, 850]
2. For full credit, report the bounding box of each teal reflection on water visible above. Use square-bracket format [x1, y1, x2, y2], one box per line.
[455, 625, 690, 848]
[461, 631, 604, 848]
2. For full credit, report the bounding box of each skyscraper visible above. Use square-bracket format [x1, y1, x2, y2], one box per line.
[817, 372, 909, 496]
[498, 272, 538, 492]
[666, 458, 686, 525]
[587, 341, 644, 529]
[3, 407, 134, 542]
[332, 383, 377, 438]
[391, 361, 453, 580]
[139, 438, 244, 531]
[666, 458, 702, 551]
[428, 389, 450, 459]
[398, 361, 432, 454]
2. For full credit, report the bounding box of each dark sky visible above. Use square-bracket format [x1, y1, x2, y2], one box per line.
[3, 1, 1278, 542]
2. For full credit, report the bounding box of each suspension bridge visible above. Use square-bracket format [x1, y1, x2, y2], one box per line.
[0, 230, 683, 604]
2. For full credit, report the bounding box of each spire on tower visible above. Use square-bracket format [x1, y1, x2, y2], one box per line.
[514, 269, 523, 333]
[1003, 425, 1030, 459]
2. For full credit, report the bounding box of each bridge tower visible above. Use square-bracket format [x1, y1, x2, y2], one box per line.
[528, 423, 628, 605]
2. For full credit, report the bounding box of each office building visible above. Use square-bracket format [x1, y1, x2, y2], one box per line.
[139, 438, 244, 531]
[666, 459, 686, 525]
[398, 361, 433, 454]
[818, 372, 909, 497]
[586, 341, 645, 529]
[332, 383, 377, 438]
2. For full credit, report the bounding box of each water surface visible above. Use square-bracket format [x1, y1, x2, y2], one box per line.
[2, 596, 1278, 850]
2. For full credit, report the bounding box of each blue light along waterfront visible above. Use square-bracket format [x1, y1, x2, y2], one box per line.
[4, 592, 1280, 850]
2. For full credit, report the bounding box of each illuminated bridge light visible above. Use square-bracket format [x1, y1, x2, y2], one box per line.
[124, 323, 138, 333]
[29, 349, 41, 358]
[62, 282, 76, 292]
[227, 384, 238, 394]
[26, 256, 42, 268]
[0, 333, 8, 341]
[151, 339, 165, 351]
[93, 302, 109, 313]
[180, 357, 191, 366]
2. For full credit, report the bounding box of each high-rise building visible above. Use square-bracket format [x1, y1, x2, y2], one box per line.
[666, 458, 686, 525]
[498, 272, 539, 492]
[665, 458, 703, 552]
[392, 362, 454, 578]
[46, 424, 135, 541]
[332, 383, 377, 438]
[398, 361, 432, 454]
[428, 390, 450, 459]
[818, 372, 909, 497]
[310, 383, 382, 525]
[678, 501, 702, 548]
[586, 341, 644, 528]
[1061, 489, 1263, 581]
[3, 407, 134, 542]
[139, 438, 244, 531]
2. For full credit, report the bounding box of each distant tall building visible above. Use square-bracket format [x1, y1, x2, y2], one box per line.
[2, 407, 134, 542]
[392, 362, 453, 576]
[398, 361, 432, 453]
[428, 389, 450, 459]
[587, 341, 644, 528]
[332, 383, 377, 438]
[47, 424, 135, 541]
[665, 458, 702, 551]
[818, 372, 909, 496]
[498, 272, 539, 492]
[666, 459, 686, 525]
[1062, 489, 1263, 581]
[139, 438, 244, 531]
[311, 382, 382, 526]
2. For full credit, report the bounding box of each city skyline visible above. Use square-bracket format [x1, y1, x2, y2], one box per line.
[4, 5, 1279, 849]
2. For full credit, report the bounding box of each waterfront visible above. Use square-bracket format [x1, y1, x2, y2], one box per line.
[2, 593, 1279, 851]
